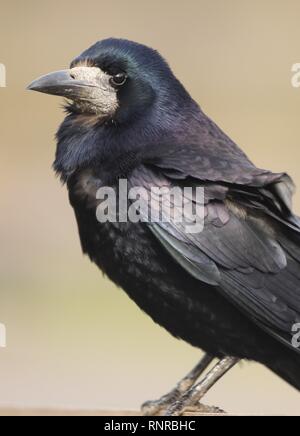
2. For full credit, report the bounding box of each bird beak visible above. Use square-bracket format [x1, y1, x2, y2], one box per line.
[27, 66, 119, 116]
[27, 69, 98, 99]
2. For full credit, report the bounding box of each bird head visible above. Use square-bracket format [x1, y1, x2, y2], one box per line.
[27, 38, 187, 124]
[28, 39, 200, 182]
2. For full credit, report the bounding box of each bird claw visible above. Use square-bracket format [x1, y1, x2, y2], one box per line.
[141, 400, 165, 416]
[142, 397, 225, 416]
[141, 394, 180, 416]
[164, 402, 225, 416]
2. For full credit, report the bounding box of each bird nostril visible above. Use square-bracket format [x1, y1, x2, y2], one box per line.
[70, 72, 76, 80]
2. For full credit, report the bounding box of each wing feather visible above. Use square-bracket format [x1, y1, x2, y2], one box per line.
[129, 164, 300, 353]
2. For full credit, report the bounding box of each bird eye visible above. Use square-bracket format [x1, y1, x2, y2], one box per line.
[110, 73, 127, 87]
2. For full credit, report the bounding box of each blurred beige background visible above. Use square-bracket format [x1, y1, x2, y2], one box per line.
[1, 0, 300, 415]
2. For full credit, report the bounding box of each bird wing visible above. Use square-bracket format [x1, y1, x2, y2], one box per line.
[145, 114, 296, 215]
[128, 163, 300, 353]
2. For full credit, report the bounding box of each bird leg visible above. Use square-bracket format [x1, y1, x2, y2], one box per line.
[141, 353, 214, 416]
[164, 356, 240, 416]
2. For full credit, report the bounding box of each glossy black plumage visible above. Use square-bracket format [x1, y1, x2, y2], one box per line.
[52, 39, 300, 391]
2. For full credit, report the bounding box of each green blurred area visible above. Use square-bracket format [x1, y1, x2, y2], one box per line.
[0, 0, 300, 414]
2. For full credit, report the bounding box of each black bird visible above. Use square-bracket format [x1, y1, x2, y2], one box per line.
[28, 38, 300, 415]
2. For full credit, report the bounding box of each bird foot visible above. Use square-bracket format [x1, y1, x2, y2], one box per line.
[142, 356, 233, 416]
[165, 402, 225, 416]
[141, 395, 180, 416]
[142, 397, 225, 417]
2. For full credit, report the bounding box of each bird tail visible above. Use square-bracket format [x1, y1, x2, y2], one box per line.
[267, 352, 300, 391]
